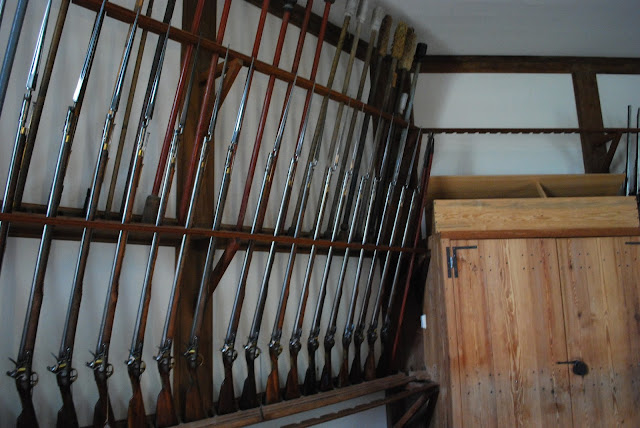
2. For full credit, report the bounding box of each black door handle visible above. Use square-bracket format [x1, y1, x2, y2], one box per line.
[557, 359, 589, 376]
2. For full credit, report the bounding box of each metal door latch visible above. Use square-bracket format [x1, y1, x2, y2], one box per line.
[446, 245, 477, 278]
[557, 359, 589, 376]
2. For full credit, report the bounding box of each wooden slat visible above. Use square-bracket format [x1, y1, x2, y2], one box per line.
[420, 56, 640, 74]
[286, 382, 439, 428]
[556, 237, 640, 426]
[427, 174, 624, 201]
[572, 71, 609, 173]
[434, 197, 639, 235]
[180, 374, 417, 427]
[423, 236, 456, 426]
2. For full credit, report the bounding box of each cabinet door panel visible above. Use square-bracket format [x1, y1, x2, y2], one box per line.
[451, 239, 572, 428]
[557, 237, 640, 427]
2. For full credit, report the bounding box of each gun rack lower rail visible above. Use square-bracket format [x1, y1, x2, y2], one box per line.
[182, 374, 437, 428]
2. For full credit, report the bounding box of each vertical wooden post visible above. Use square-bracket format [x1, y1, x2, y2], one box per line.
[175, 0, 217, 416]
[572, 70, 608, 173]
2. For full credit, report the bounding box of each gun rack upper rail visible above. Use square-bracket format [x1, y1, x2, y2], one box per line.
[72, 0, 413, 132]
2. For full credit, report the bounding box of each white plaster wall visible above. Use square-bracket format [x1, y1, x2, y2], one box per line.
[1, 1, 638, 427]
[415, 72, 584, 176]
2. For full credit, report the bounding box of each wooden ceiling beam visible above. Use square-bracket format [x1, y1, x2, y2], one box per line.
[420, 55, 640, 74]
[242, 1, 640, 75]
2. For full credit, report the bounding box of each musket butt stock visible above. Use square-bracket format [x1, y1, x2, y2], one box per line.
[142, 194, 161, 223]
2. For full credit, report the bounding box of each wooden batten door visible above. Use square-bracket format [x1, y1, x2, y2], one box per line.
[444, 238, 572, 427]
[431, 236, 640, 427]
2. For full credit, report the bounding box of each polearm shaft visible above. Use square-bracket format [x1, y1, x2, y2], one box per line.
[6, 2, 109, 427]
[13, 0, 71, 210]
[233, 78, 298, 412]
[388, 133, 434, 373]
[104, 0, 169, 216]
[0, 0, 52, 274]
[361, 38, 424, 382]
[87, 6, 172, 426]
[138, 0, 208, 219]
[154, 48, 228, 428]
[281, 0, 360, 400]
[347, 25, 412, 384]
[205, 0, 320, 292]
[45, 6, 144, 428]
[0, 0, 28, 116]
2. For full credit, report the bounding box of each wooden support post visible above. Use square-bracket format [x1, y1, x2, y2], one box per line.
[175, 0, 217, 416]
[572, 71, 609, 173]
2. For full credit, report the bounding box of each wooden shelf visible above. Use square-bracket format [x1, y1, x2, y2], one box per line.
[434, 196, 640, 239]
[179, 373, 436, 427]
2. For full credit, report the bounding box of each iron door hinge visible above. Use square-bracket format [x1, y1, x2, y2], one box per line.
[446, 245, 478, 278]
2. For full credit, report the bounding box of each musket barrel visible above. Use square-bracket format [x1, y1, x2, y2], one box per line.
[0, 0, 29, 116]
[14, 0, 71, 210]
[0, 0, 52, 273]
[7, 2, 109, 426]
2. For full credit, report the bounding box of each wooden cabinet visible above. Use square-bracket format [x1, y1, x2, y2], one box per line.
[424, 196, 640, 427]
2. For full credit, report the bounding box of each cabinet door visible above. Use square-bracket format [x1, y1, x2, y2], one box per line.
[556, 237, 640, 427]
[450, 238, 572, 427]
